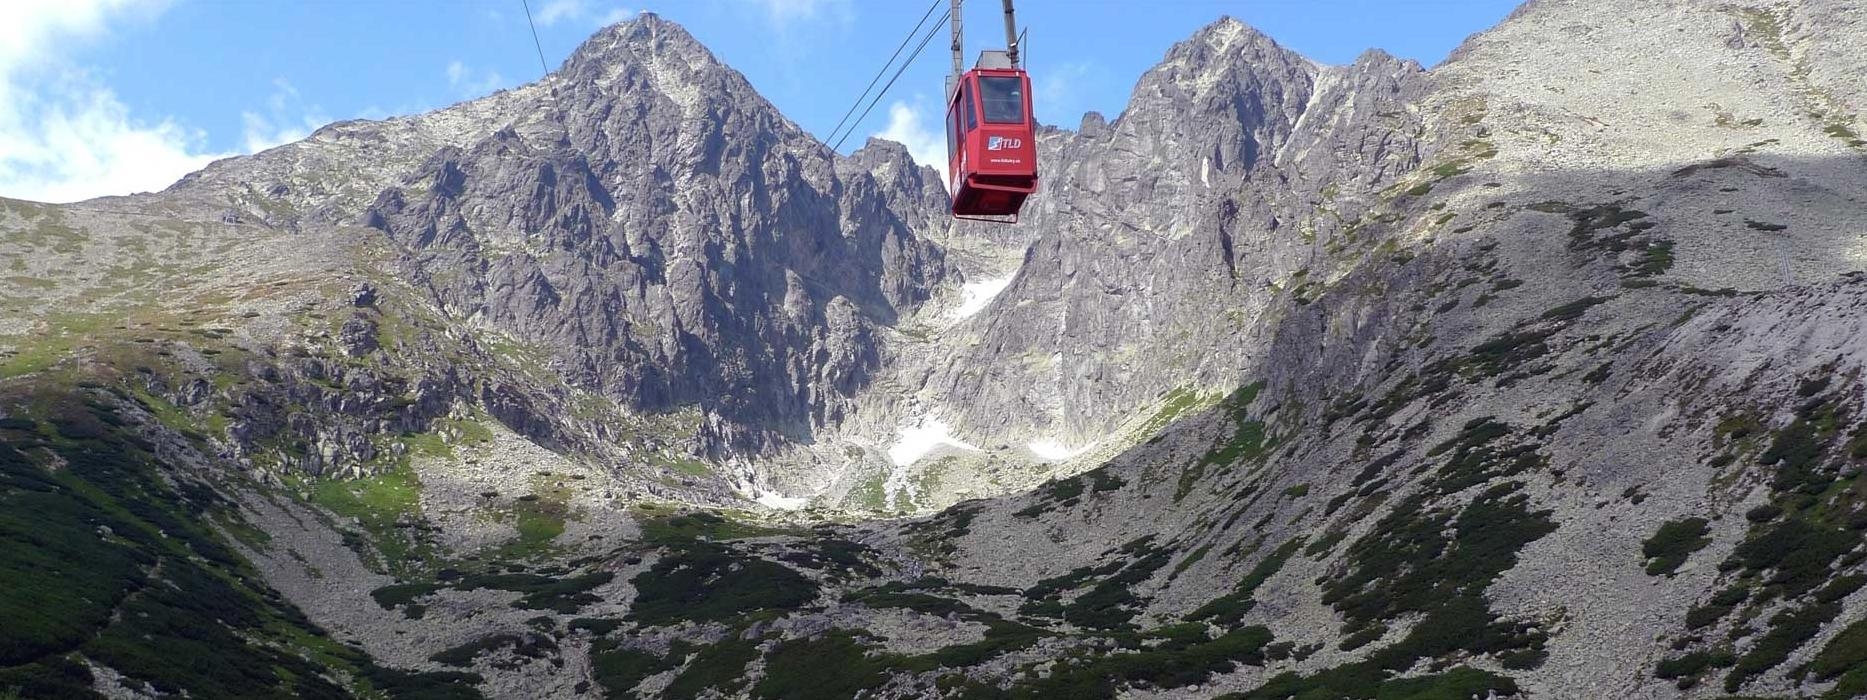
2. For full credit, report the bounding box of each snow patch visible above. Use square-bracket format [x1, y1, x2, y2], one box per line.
[755, 490, 809, 510]
[880, 416, 978, 511]
[886, 418, 979, 467]
[953, 276, 1014, 319]
[1028, 438, 1090, 461]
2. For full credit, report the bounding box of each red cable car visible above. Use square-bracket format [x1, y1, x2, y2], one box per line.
[947, 63, 1037, 220]
[945, 1, 1036, 222]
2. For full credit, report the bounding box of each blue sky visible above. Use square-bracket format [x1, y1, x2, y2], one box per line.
[0, 0, 1521, 203]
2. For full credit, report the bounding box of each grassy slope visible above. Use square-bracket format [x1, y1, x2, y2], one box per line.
[0, 385, 483, 700]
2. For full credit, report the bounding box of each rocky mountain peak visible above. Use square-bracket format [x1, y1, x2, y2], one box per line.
[556, 12, 785, 127]
[567, 12, 708, 71]
[843, 137, 939, 189]
[1184, 15, 1294, 60]
[1108, 17, 1317, 174]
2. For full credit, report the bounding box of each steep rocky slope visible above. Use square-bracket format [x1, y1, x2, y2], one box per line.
[173, 15, 958, 463]
[2, 0, 1866, 698]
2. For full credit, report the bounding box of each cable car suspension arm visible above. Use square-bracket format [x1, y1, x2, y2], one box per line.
[1001, 0, 1019, 67]
[949, 0, 1022, 95]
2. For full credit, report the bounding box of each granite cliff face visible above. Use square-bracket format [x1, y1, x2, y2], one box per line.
[2, 1, 1867, 698]
[160, 16, 958, 467]
[358, 17, 955, 455]
[914, 20, 1431, 444]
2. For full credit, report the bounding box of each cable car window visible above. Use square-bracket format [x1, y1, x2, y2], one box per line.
[963, 83, 978, 132]
[947, 95, 960, 159]
[979, 76, 1025, 124]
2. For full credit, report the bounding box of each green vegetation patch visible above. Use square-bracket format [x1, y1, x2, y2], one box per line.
[1169, 543, 1215, 579]
[458, 570, 615, 613]
[1725, 512, 1859, 599]
[589, 641, 675, 699]
[1014, 468, 1124, 517]
[1655, 648, 1736, 685]
[359, 662, 487, 700]
[777, 536, 884, 579]
[1726, 602, 1840, 692]
[1550, 202, 1677, 284]
[368, 566, 614, 616]
[1017, 537, 1170, 630]
[1007, 625, 1273, 699]
[753, 632, 895, 700]
[1426, 418, 1545, 496]
[1810, 618, 1867, 686]
[627, 543, 817, 626]
[1565, 205, 1654, 253]
[0, 391, 397, 698]
[1313, 481, 1557, 681]
[1539, 296, 1612, 323]
[904, 504, 983, 559]
[1686, 586, 1750, 630]
[1643, 517, 1713, 576]
[635, 509, 804, 545]
[429, 633, 558, 667]
[1139, 386, 1217, 438]
[1176, 382, 1270, 501]
[665, 637, 761, 700]
[1628, 240, 1676, 278]
[306, 464, 435, 577]
[1188, 537, 1305, 627]
[1667, 381, 1867, 695]
[841, 579, 1049, 670]
[0, 312, 129, 379]
[1059, 545, 1175, 630]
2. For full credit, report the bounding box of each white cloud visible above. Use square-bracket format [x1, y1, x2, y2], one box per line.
[874, 99, 947, 185]
[241, 79, 329, 153]
[535, 0, 585, 26]
[0, 0, 239, 203]
[596, 6, 636, 25]
[532, 0, 632, 28]
[445, 60, 505, 97]
[748, 0, 850, 27]
[1035, 60, 1094, 126]
[0, 76, 227, 203]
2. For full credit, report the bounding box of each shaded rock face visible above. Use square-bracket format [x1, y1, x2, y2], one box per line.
[362, 16, 952, 453]
[926, 20, 1430, 442]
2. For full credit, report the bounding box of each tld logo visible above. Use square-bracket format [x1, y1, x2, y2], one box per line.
[987, 136, 1022, 150]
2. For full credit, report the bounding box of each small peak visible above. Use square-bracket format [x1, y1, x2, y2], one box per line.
[1355, 47, 1397, 64]
[559, 11, 728, 87]
[841, 138, 937, 189]
[1079, 111, 1109, 138]
[1194, 15, 1279, 49]
[853, 137, 913, 160]
[1161, 14, 1304, 70]
[622, 11, 677, 34]
[621, 11, 695, 44]
[575, 10, 707, 61]
[1350, 48, 1421, 73]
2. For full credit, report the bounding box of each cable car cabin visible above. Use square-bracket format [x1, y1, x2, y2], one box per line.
[946, 60, 1037, 221]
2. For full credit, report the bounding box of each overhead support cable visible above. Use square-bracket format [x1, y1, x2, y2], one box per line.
[825, 0, 944, 148]
[519, 0, 551, 77]
[830, 9, 952, 152]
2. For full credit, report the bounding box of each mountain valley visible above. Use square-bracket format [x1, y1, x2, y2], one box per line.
[2, 0, 1867, 698]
